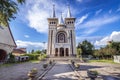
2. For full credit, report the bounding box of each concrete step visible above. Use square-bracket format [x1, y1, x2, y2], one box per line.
[48, 57, 81, 62]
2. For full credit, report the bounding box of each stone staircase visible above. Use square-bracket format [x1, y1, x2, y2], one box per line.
[48, 56, 81, 62]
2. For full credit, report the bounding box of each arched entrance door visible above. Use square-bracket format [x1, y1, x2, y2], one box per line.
[0, 49, 7, 62]
[60, 47, 64, 56]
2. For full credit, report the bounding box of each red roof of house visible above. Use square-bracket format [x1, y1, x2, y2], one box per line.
[12, 49, 26, 54]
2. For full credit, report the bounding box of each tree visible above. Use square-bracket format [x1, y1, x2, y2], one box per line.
[109, 41, 120, 55]
[93, 46, 117, 59]
[35, 50, 41, 54]
[0, 0, 25, 27]
[77, 48, 82, 58]
[8, 53, 15, 63]
[31, 49, 34, 54]
[107, 48, 116, 59]
[77, 40, 94, 56]
[93, 50, 100, 59]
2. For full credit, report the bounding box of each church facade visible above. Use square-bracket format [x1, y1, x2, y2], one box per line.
[47, 5, 76, 57]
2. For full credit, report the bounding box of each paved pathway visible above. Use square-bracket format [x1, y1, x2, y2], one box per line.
[0, 61, 46, 80]
[42, 61, 79, 80]
[0, 58, 120, 80]
[78, 62, 120, 80]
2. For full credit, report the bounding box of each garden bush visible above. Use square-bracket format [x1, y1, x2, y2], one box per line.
[23, 54, 40, 60]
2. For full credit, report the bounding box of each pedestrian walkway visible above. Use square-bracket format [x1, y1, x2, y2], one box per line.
[42, 61, 79, 80]
[0, 61, 46, 80]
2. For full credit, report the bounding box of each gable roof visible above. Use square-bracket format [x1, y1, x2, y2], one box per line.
[0, 26, 16, 47]
[12, 49, 26, 53]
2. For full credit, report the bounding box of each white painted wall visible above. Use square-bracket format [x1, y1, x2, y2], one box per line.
[114, 55, 120, 63]
[0, 26, 16, 53]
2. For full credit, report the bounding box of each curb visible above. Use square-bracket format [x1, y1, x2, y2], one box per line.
[36, 63, 56, 80]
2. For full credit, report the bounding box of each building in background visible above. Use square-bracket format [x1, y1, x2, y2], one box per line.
[0, 26, 16, 62]
[12, 48, 26, 56]
[47, 5, 76, 57]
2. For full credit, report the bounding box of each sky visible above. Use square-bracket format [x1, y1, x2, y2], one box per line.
[9, 0, 120, 52]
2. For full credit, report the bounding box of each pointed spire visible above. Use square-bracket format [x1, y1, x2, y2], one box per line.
[59, 12, 64, 24]
[67, 5, 71, 18]
[52, 4, 56, 18]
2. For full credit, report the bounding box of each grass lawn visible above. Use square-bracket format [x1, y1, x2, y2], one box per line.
[0, 63, 13, 67]
[29, 60, 40, 63]
[0, 62, 23, 68]
[89, 59, 115, 64]
[0, 61, 31, 68]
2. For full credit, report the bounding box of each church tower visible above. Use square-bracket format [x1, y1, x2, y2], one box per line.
[47, 5, 76, 57]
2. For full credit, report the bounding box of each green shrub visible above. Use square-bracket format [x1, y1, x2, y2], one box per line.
[8, 53, 15, 63]
[23, 54, 40, 60]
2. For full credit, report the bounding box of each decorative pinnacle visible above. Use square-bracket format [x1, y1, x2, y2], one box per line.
[67, 4, 71, 18]
[52, 4, 56, 18]
[59, 12, 64, 24]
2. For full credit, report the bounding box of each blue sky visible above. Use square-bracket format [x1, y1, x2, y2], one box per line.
[10, 0, 120, 51]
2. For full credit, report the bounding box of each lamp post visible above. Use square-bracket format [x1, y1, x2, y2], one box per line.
[43, 42, 46, 54]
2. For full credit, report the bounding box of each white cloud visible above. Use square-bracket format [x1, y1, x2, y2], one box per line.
[76, 15, 120, 35]
[16, 40, 47, 51]
[117, 7, 120, 12]
[26, 0, 50, 33]
[94, 31, 120, 46]
[76, 36, 103, 42]
[24, 35, 29, 38]
[76, 14, 88, 26]
[82, 28, 98, 35]
[76, 0, 91, 3]
[109, 9, 112, 14]
[95, 9, 102, 15]
[77, 0, 83, 3]
[20, 0, 76, 33]
[82, 16, 119, 28]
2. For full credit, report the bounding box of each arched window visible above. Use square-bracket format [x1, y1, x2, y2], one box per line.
[56, 31, 67, 43]
[58, 33, 65, 43]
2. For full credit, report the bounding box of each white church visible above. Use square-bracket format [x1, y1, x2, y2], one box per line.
[47, 5, 76, 57]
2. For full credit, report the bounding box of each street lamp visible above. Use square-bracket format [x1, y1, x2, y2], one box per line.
[43, 42, 46, 54]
